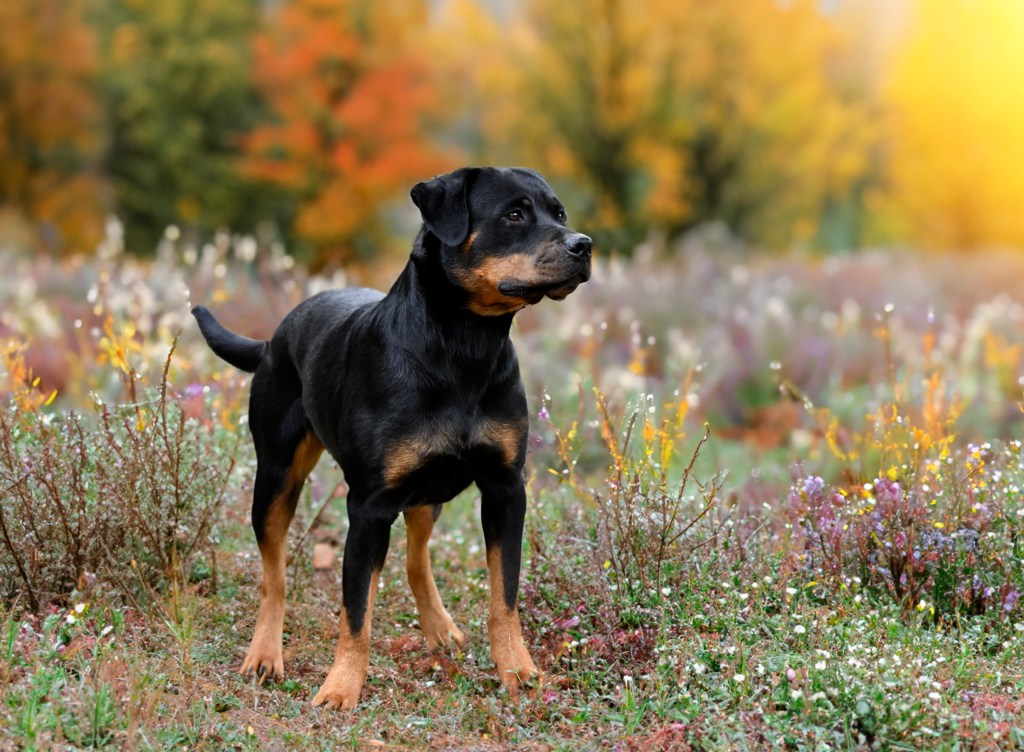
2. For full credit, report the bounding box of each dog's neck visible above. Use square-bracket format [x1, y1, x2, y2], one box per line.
[379, 231, 516, 370]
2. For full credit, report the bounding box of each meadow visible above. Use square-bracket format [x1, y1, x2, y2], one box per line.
[1, 235, 1024, 750]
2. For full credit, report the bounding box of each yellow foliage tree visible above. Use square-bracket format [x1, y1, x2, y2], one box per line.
[439, 0, 874, 251]
[882, 0, 1024, 249]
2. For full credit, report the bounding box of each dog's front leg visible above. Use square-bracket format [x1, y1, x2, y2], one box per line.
[312, 507, 394, 710]
[479, 469, 539, 692]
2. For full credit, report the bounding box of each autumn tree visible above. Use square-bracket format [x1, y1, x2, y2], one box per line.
[95, 0, 274, 252]
[440, 0, 875, 252]
[0, 0, 107, 253]
[881, 0, 1024, 249]
[246, 0, 452, 267]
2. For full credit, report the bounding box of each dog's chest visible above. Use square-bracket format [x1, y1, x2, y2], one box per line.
[381, 414, 524, 490]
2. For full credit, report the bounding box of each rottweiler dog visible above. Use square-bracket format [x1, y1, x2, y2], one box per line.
[192, 167, 592, 709]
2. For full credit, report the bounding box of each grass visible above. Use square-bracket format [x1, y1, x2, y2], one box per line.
[2, 242, 1024, 749]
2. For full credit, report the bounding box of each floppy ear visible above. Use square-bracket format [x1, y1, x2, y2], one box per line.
[410, 167, 478, 247]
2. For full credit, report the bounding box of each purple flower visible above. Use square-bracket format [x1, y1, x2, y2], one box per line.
[538, 405, 550, 420]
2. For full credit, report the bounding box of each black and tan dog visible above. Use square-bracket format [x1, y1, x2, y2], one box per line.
[192, 167, 591, 709]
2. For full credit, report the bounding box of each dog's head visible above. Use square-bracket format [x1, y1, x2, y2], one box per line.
[411, 167, 592, 316]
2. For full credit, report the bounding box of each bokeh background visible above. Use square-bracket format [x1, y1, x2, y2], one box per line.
[3, 0, 1024, 266]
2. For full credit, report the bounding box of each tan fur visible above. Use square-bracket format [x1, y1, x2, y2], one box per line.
[404, 507, 466, 650]
[382, 429, 458, 487]
[486, 546, 538, 690]
[473, 417, 526, 466]
[241, 432, 324, 682]
[461, 231, 479, 252]
[453, 254, 536, 316]
[311, 570, 380, 709]
[384, 418, 524, 488]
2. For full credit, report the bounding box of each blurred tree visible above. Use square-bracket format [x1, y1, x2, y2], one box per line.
[881, 0, 1024, 250]
[95, 0, 277, 253]
[0, 0, 107, 253]
[245, 0, 452, 267]
[440, 0, 874, 253]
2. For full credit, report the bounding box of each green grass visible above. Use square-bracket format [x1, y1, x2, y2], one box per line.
[2, 436, 1022, 750]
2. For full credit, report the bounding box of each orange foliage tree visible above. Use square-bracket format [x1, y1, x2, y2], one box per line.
[246, 0, 453, 266]
[881, 0, 1024, 250]
[0, 0, 107, 253]
[440, 0, 875, 252]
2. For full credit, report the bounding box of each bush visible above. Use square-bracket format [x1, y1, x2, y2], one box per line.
[0, 339, 237, 610]
[791, 444, 1023, 620]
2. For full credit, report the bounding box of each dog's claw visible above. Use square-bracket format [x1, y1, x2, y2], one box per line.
[240, 650, 284, 685]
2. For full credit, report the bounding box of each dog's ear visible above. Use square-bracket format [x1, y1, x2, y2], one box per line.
[411, 167, 478, 247]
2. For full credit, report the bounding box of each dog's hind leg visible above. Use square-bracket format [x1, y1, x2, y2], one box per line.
[242, 383, 323, 683]
[403, 505, 466, 651]
[313, 501, 395, 709]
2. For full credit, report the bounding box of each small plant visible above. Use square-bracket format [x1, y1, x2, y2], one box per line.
[0, 330, 238, 610]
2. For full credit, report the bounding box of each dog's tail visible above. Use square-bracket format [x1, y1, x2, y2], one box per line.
[192, 305, 268, 373]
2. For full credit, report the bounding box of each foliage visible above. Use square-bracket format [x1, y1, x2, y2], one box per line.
[94, 0, 274, 252]
[1, 246, 1024, 747]
[440, 0, 874, 252]
[245, 0, 452, 267]
[0, 0, 107, 253]
[0, 338, 237, 610]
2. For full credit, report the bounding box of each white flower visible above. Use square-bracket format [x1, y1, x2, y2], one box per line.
[794, 625, 806, 634]
[815, 661, 827, 670]
[732, 673, 746, 683]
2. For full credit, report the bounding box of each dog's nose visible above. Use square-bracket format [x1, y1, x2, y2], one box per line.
[564, 234, 592, 259]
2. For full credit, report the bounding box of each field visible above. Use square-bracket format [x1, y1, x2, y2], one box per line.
[2, 240, 1024, 750]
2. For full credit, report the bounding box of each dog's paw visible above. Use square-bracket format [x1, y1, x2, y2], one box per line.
[422, 613, 466, 653]
[240, 646, 284, 685]
[311, 664, 366, 710]
[493, 644, 539, 692]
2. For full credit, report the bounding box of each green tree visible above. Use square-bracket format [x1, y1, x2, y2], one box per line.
[95, 0, 279, 252]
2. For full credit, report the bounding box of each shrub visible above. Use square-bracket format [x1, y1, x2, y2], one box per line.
[791, 444, 1023, 620]
[0, 338, 238, 610]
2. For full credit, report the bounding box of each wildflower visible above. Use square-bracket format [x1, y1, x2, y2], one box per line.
[794, 625, 806, 634]
[790, 689, 803, 700]
[732, 673, 745, 683]
[815, 661, 827, 670]
[538, 405, 549, 420]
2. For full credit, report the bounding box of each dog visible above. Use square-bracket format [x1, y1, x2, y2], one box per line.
[192, 166, 592, 709]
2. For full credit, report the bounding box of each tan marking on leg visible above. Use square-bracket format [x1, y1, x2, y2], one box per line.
[486, 546, 538, 691]
[404, 507, 465, 651]
[312, 571, 380, 710]
[241, 433, 323, 683]
[473, 417, 527, 466]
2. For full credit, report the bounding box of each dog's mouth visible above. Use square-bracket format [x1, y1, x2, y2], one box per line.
[498, 276, 585, 303]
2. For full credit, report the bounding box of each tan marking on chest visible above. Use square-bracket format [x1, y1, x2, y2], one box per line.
[382, 417, 527, 487]
[382, 429, 459, 487]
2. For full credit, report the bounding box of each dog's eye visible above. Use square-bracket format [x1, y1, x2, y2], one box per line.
[506, 209, 524, 222]
[556, 209, 567, 223]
